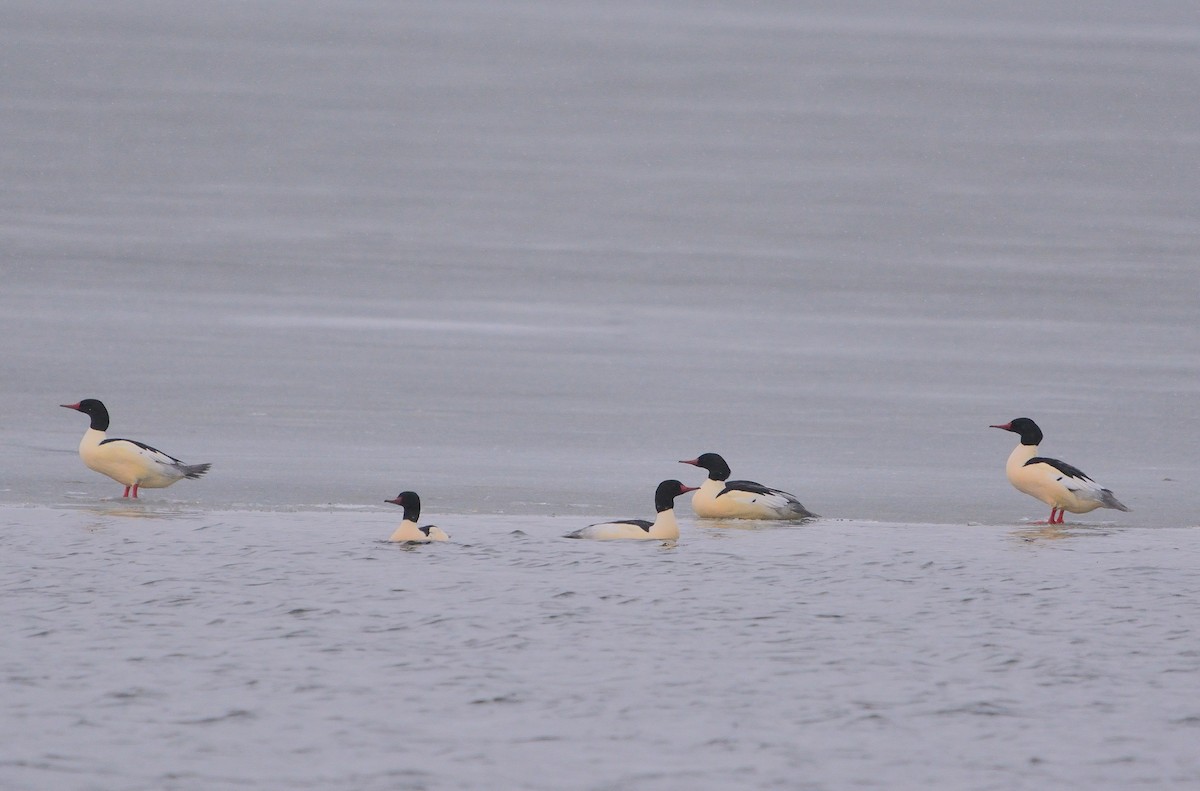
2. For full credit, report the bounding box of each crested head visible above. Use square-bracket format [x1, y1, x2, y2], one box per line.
[990, 417, 1042, 446]
[653, 479, 699, 512]
[679, 452, 731, 481]
[61, 398, 110, 431]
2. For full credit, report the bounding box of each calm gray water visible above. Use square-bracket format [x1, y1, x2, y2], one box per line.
[2, 1, 1199, 788]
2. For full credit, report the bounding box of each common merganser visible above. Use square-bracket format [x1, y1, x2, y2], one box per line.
[61, 399, 211, 498]
[565, 480, 697, 540]
[679, 453, 815, 520]
[990, 417, 1129, 524]
[385, 491, 449, 542]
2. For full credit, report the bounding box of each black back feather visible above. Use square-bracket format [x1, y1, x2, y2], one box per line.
[1025, 456, 1093, 482]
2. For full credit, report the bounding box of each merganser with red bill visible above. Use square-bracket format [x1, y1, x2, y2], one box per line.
[679, 453, 816, 520]
[990, 417, 1129, 524]
[565, 480, 697, 540]
[60, 399, 211, 498]
[385, 491, 449, 542]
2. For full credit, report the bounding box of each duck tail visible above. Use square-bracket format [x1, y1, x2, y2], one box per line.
[1101, 489, 1129, 512]
[180, 462, 211, 480]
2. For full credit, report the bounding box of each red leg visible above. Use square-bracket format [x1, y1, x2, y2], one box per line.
[1052, 508, 1065, 524]
[122, 485, 131, 498]
[131, 484, 140, 498]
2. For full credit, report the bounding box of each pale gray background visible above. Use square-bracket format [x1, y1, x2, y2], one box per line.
[3, 1, 1198, 524]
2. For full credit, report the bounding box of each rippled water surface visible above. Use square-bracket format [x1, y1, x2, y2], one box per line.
[3, 505, 1199, 790]
[3, 0, 1200, 788]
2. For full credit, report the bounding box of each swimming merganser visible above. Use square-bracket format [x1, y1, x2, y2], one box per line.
[679, 453, 815, 520]
[385, 491, 449, 542]
[565, 480, 697, 540]
[990, 417, 1129, 524]
[61, 399, 211, 498]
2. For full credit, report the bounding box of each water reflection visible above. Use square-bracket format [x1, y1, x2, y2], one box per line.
[690, 518, 816, 532]
[1011, 523, 1112, 543]
[61, 500, 201, 521]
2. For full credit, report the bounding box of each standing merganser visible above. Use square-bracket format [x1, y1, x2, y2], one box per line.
[61, 399, 211, 498]
[385, 491, 449, 542]
[565, 480, 697, 540]
[679, 453, 815, 520]
[990, 417, 1129, 524]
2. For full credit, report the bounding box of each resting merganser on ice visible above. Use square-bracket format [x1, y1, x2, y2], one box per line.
[679, 453, 816, 520]
[385, 491, 449, 542]
[990, 417, 1129, 524]
[61, 399, 211, 498]
[565, 480, 697, 540]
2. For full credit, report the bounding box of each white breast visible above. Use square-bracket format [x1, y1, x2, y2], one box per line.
[389, 520, 448, 542]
